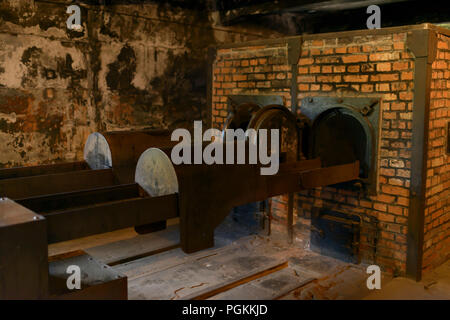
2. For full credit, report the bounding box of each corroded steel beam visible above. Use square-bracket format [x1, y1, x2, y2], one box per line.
[0, 161, 89, 180]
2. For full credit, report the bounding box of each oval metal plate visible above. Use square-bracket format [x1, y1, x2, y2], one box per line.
[83, 132, 112, 169]
[135, 148, 178, 197]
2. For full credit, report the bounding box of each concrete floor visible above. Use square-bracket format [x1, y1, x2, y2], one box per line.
[282, 258, 450, 300]
[364, 261, 450, 300]
[48, 209, 449, 300]
[213, 212, 450, 300]
[270, 217, 450, 300]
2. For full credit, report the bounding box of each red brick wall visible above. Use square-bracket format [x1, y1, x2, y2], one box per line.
[293, 32, 415, 275]
[212, 44, 291, 127]
[212, 28, 449, 276]
[423, 33, 450, 275]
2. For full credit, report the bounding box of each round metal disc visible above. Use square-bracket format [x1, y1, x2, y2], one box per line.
[83, 132, 112, 169]
[135, 148, 178, 197]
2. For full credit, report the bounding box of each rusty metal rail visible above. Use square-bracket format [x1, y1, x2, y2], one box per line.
[43, 193, 179, 243]
[16, 183, 141, 213]
[0, 161, 89, 180]
[0, 169, 116, 199]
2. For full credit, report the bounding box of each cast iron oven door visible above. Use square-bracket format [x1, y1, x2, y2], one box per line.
[311, 208, 361, 264]
[301, 97, 380, 195]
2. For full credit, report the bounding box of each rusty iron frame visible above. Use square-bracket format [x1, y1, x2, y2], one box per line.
[17, 183, 141, 213]
[207, 46, 217, 128]
[447, 121, 450, 155]
[0, 161, 89, 180]
[287, 37, 302, 115]
[300, 96, 381, 195]
[43, 193, 178, 243]
[0, 169, 117, 199]
[226, 95, 283, 118]
[247, 104, 303, 243]
[405, 28, 437, 281]
[286, 38, 303, 243]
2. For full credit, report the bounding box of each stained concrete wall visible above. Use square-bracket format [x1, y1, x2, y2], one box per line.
[0, 0, 279, 167]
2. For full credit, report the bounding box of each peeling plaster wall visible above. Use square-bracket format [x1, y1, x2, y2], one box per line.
[0, 0, 279, 167]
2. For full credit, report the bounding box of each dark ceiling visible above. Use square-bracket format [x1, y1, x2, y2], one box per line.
[79, 0, 450, 35]
[216, 0, 450, 35]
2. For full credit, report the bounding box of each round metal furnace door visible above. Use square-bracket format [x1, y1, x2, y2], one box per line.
[312, 108, 369, 179]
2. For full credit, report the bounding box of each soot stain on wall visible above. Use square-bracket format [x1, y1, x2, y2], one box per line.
[0, 1, 272, 167]
[106, 45, 137, 91]
[21, 46, 43, 87]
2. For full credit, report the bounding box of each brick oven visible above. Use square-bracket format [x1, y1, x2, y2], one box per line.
[209, 24, 449, 280]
